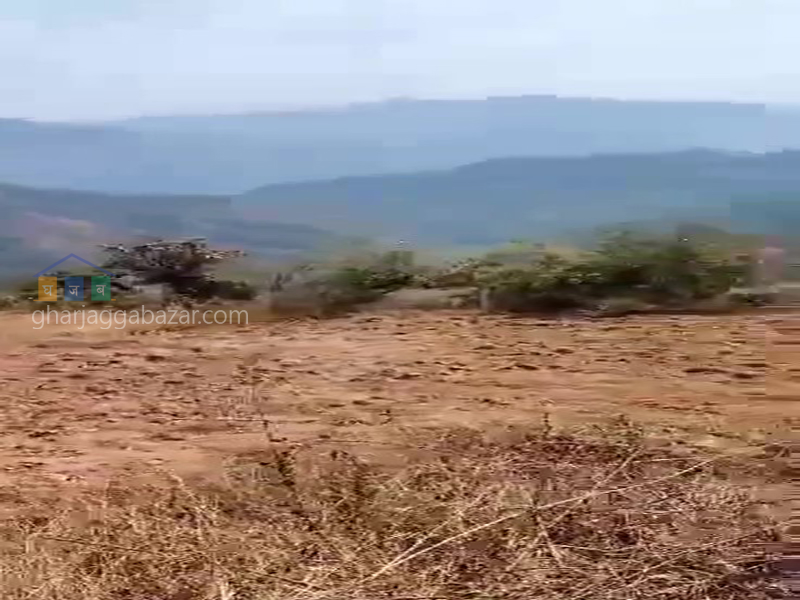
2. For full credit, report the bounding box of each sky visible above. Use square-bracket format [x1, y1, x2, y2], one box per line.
[0, 0, 789, 121]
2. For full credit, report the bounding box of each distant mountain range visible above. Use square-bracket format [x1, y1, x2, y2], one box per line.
[0, 183, 346, 280]
[1, 148, 798, 282]
[238, 149, 800, 244]
[1, 95, 797, 195]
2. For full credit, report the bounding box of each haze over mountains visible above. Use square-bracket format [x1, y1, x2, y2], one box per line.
[238, 149, 800, 244]
[1, 95, 795, 195]
[1, 95, 799, 279]
[2, 149, 798, 273]
[0, 182, 346, 280]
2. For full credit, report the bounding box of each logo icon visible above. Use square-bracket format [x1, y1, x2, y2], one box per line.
[64, 276, 84, 301]
[38, 277, 58, 302]
[35, 254, 115, 302]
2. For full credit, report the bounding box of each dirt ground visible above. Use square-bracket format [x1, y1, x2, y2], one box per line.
[0, 308, 795, 493]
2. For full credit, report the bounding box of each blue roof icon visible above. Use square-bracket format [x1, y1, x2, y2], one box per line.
[35, 254, 115, 277]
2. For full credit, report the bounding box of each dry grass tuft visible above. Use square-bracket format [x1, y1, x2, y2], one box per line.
[0, 423, 781, 599]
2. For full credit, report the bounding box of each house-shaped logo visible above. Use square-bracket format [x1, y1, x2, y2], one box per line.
[35, 254, 116, 302]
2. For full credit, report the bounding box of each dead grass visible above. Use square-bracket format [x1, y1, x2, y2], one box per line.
[0, 423, 782, 599]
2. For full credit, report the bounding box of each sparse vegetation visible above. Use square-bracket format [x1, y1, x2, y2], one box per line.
[265, 250, 418, 316]
[475, 231, 749, 314]
[100, 239, 257, 303]
[0, 423, 779, 599]
[0, 229, 784, 600]
[0, 225, 776, 316]
[260, 229, 757, 317]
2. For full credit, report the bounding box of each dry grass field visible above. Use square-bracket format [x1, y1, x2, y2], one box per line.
[0, 308, 794, 598]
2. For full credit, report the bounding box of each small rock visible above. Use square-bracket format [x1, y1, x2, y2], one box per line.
[395, 372, 423, 379]
[514, 363, 540, 371]
[740, 362, 767, 369]
[86, 384, 114, 394]
[684, 366, 728, 375]
[731, 371, 758, 380]
[28, 430, 59, 439]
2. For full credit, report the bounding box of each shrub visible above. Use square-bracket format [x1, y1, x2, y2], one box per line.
[266, 251, 417, 316]
[590, 232, 747, 302]
[329, 265, 414, 296]
[417, 257, 490, 288]
[0, 295, 17, 310]
[477, 232, 748, 313]
[99, 239, 251, 303]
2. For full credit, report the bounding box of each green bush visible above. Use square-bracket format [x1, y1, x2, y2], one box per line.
[266, 251, 418, 316]
[329, 265, 414, 296]
[589, 232, 746, 301]
[208, 279, 259, 301]
[477, 232, 747, 313]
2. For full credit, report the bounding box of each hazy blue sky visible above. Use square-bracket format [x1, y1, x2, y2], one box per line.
[0, 0, 787, 120]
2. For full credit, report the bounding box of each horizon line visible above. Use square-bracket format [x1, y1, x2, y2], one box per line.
[15, 92, 787, 125]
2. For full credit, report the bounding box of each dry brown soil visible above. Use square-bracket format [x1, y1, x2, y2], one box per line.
[0, 309, 795, 494]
